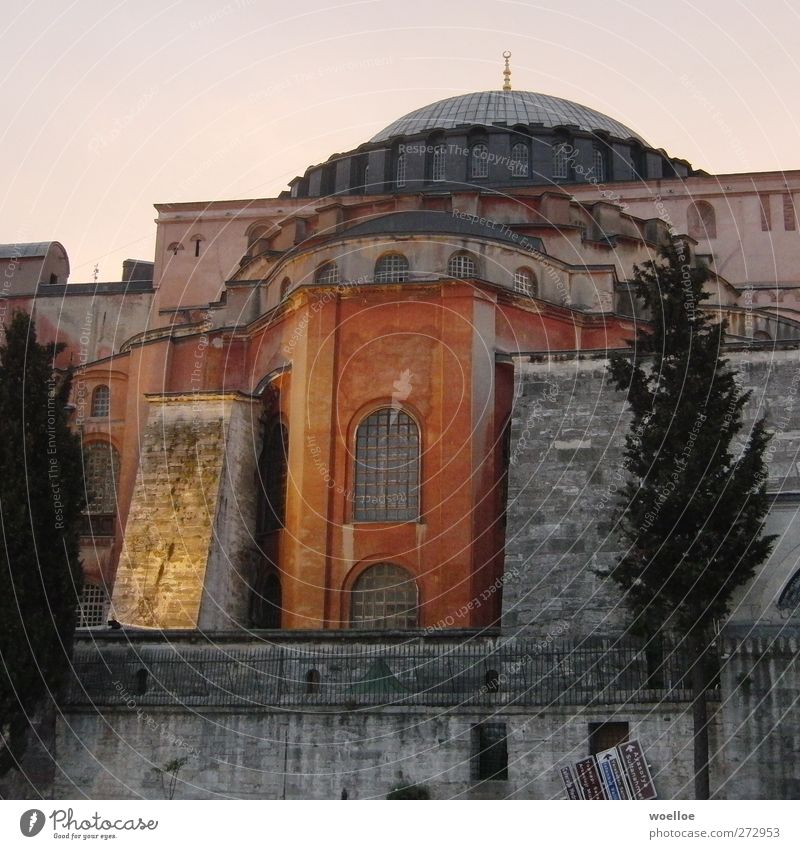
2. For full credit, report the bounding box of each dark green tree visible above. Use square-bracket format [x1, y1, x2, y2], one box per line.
[607, 238, 775, 799]
[0, 311, 85, 776]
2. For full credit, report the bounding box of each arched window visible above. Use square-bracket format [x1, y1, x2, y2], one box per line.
[354, 408, 419, 522]
[470, 143, 489, 179]
[350, 563, 418, 629]
[315, 261, 339, 286]
[513, 267, 537, 297]
[279, 277, 291, 300]
[257, 421, 289, 533]
[778, 570, 800, 611]
[510, 142, 529, 178]
[250, 570, 282, 628]
[687, 201, 717, 240]
[167, 241, 184, 256]
[447, 252, 477, 279]
[91, 384, 110, 418]
[76, 582, 108, 628]
[630, 143, 647, 179]
[395, 152, 407, 188]
[190, 233, 204, 257]
[593, 145, 607, 181]
[374, 253, 409, 283]
[83, 442, 121, 516]
[552, 140, 571, 179]
[432, 145, 447, 182]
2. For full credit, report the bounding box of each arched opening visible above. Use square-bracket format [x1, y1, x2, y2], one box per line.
[190, 233, 205, 257]
[257, 420, 289, 534]
[510, 141, 529, 178]
[513, 267, 537, 297]
[470, 141, 489, 179]
[315, 261, 339, 286]
[552, 133, 573, 179]
[426, 133, 446, 182]
[279, 277, 291, 300]
[91, 384, 110, 418]
[350, 563, 418, 629]
[688, 201, 717, 240]
[374, 253, 409, 283]
[353, 408, 420, 522]
[447, 252, 477, 280]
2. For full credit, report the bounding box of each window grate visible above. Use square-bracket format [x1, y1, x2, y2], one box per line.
[395, 153, 407, 188]
[83, 442, 120, 514]
[513, 268, 535, 296]
[447, 253, 476, 279]
[76, 582, 108, 628]
[350, 562, 418, 629]
[91, 385, 110, 418]
[374, 253, 409, 283]
[315, 262, 339, 286]
[432, 146, 447, 181]
[471, 143, 488, 179]
[510, 142, 529, 177]
[354, 408, 419, 522]
[553, 142, 570, 179]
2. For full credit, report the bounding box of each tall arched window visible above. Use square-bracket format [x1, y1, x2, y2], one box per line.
[83, 442, 121, 520]
[374, 253, 409, 283]
[513, 267, 537, 297]
[395, 152, 407, 188]
[510, 142, 529, 178]
[630, 143, 647, 179]
[91, 384, 110, 418]
[350, 563, 418, 629]
[190, 233, 204, 257]
[279, 277, 291, 300]
[687, 201, 717, 240]
[470, 143, 489, 179]
[257, 421, 289, 533]
[447, 252, 477, 279]
[315, 261, 339, 286]
[354, 408, 419, 522]
[432, 145, 447, 181]
[593, 145, 607, 181]
[553, 140, 571, 179]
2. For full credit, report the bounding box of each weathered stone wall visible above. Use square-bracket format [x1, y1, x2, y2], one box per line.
[53, 702, 699, 800]
[501, 349, 800, 637]
[111, 395, 242, 628]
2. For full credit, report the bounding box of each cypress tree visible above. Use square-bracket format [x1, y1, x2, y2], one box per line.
[0, 311, 84, 775]
[608, 238, 775, 799]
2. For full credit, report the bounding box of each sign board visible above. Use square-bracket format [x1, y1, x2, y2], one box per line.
[596, 747, 631, 800]
[575, 757, 607, 800]
[619, 739, 657, 800]
[559, 764, 584, 800]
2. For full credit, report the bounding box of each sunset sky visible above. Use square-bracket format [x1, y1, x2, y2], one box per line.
[2, 0, 798, 281]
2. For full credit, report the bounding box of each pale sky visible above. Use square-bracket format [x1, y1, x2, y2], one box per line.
[2, 0, 798, 281]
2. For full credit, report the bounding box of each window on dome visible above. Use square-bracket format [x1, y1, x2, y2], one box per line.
[513, 267, 536, 297]
[471, 143, 489, 179]
[447, 253, 477, 279]
[350, 563, 418, 629]
[354, 408, 419, 522]
[91, 384, 110, 418]
[395, 152, 407, 188]
[593, 145, 607, 182]
[510, 142, 529, 178]
[553, 142, 571, 179]
[432, 145, 447, 181]
[315, 262, 339, 286]
[374, 253, 409, 283]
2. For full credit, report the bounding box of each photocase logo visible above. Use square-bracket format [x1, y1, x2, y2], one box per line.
[19, 809, 45, 837]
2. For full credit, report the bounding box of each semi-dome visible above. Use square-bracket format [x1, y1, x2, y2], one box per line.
[370, 90, 646, 145]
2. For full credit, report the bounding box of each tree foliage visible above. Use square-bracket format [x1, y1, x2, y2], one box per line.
[0, 311, 85, 773]
[608, 239, 775, 639]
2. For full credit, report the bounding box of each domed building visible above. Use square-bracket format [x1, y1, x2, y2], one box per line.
[4, 63, 800, 800]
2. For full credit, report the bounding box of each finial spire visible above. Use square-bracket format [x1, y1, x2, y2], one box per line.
[502, 51, 512, 91]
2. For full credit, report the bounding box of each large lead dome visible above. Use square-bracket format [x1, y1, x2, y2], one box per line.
[370, 90, 646, 144]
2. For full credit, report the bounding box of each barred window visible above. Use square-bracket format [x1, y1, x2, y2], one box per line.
[350, 562, 418, 629]
[76, 582, 108, 628]
[91, 384, 110, 418]
[83, 442, 121, 515]
[513, 267, 536, 296]
[432, 146, 447, 181]
[510, 142, 529, 177]
[447, 252, 477, 279]
[553, 142, 570, 179]
[396, 152, 407, 188]
[593, 146, 606, 181]
[315, 262, 339, 286]
[354, 408, 419, 522]
[471, 143, 489, 179]
[374, 253, 409, 283]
